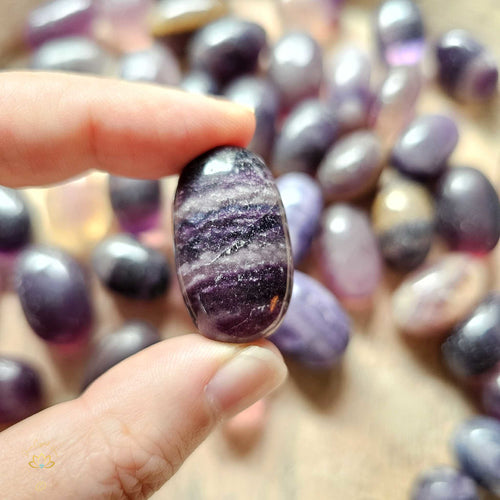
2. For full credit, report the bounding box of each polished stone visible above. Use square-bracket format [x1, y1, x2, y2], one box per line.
[272, 99, 339, 176]
[392, 254, 488, 337]
[442, 292, 500, 378]
[0, 187, 32, 252]
[92, 234, 170, 300]
[320, 204, 382, 301]
[436, 167, 500, 253]
[15, 246, 93, 344]
[392, 115, 459, 180]
[173, 147, 293, 343]
[269, 271, 350, 369]
[373, 178, 434, 270]
[482, 369, 500, 420]
[180, 70, 219, 95]
[453, 416, 500, 495]
[317, 130, 383, 202]
[276, 172, 323, 265]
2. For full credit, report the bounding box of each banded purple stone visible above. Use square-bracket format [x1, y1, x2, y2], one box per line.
[269, 271, 350, 369]
[173, 147, 293, 343]
[0, 187, 32, 252]
[482, 369, 500, 420]
[276, 172, 323, 265]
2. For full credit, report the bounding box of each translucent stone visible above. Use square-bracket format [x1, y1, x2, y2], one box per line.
[25, 0, 95, 48]
[276, 172, 323, 265]
[453, 417, 500, 495]
[320, 204, 382, 302]
[119, 43, 181, 85]
[173, 147, 293, 343]
[268, 32, 323, 110]
[411, 466, 479, 500]
[272, 99, 340, 176]
[442, 292, 500, 378]
[44, 173, 113, 257]
[436, 30, 498, 102]
[30, 36, 110, 74]
[482, 369, 500, 420]
[269, 271, 350, 369]
[374, 0, 425, 66]
[436, 167, 500, 253]
[0, 187, 32, 252]
[225, 76, 280, 161]
[317, 130, 383, 202]
[392, 115, 459, 180]
[0, 356, 44, 424]
[181, 70, 219, 95]
[151, 0, 228, 37]
[392, 254, 488, 337]
[372, 177, 434, 271]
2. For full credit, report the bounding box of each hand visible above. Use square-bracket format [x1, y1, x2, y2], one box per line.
[0, 72, 288, 499]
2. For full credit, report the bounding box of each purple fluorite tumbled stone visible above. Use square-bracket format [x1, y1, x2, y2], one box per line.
[276, 172, 323, 265]
[0, 187, 32, 252]
[436, 167, 500, 253]
[392, 115, 459, 180]
[410, 466, 479, 500]
[181, 70, 219, 95]
[0, 356, 43, 424]
[453, 416, 500, 495]
[482, 370, 500, 420]
[15, 246, 92, 344]
[81, 320, 160, 391]
[173, 147, 293, 343]
[436, 30, 498, 102]
[270, 271, 350, 369]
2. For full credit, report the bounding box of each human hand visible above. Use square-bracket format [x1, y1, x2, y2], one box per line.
[0, 71, 288, 499]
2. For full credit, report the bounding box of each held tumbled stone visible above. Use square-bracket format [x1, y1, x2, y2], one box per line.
[410, 466, 479, 500]
[270, 271, 350, 369]
[482, 369, 500, 420]
[92, 234, 170, 300]
[15, 246, 93, 344]
[173, 146, 293, 343]
[453, 416, 500, 496]
[441, 293, 500, 378]
[0, 187, 32, 252]
[436, 167, 500, 254]
[372, 177, 434, 271]
[392, 254, 488, 337]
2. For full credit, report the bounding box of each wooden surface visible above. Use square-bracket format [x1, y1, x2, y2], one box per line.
[0, 1, 499, 499]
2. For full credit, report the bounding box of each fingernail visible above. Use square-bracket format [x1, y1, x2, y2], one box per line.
[205, 346, 287, 420]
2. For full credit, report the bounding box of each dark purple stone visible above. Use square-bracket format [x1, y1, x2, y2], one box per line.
[453, 416, 500, 495]
[269, 271, 350, 369]
[0, 187, 32, 252]
[0, 356, 44, 424]
[92, 234, 170, 300]
[411, 466, 479, 500]
[25, 0, 95, 48]
[15, 246, 93, 344]
[225, 76, 280, 161]
[272, 99, 340, 176]
[276, 172, 323, 265]
[108, 176, 161, 234]
[436, 30, 498, 102]
[180, 70, 219, 95]
[436, 167, 500, 253]
[482, 369, 500, 420]
[442, 293, 500, 378]
[392, 115, 459, 180]
[187, 17, 267, 85]
[81, 320, 160, 391]
[268, 31, 323, 110]
[375, 0, 425, 66]
[173, 146, 293, 343]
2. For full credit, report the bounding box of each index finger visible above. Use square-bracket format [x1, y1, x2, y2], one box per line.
[0, 71, 255, 187]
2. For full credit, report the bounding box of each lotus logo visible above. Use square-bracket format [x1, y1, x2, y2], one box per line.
[29, 454, 55, 469]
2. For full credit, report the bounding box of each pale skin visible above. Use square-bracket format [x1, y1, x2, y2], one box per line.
[0, 72, 288, 499]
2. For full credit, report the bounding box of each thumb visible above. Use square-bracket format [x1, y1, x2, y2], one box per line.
[0, 334, 287, 499]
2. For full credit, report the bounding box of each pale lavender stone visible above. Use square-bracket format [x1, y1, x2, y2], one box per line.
[375, 0, 425, 66]
[453, 416, 500, 495]
[272, 99, 340, 176]
[225, 77, 280, 161]
[276, 172, 323, 264]
[482, 369, 500, 420]
[268, 32, 324, 110]
[269, 271, 350, 369]
[411, 466, 479, 500]
[181, 70, 219, 95]
[26, 0, 95, 48]
[392, 115, 459, 180]
[320, 204, 382, 301]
